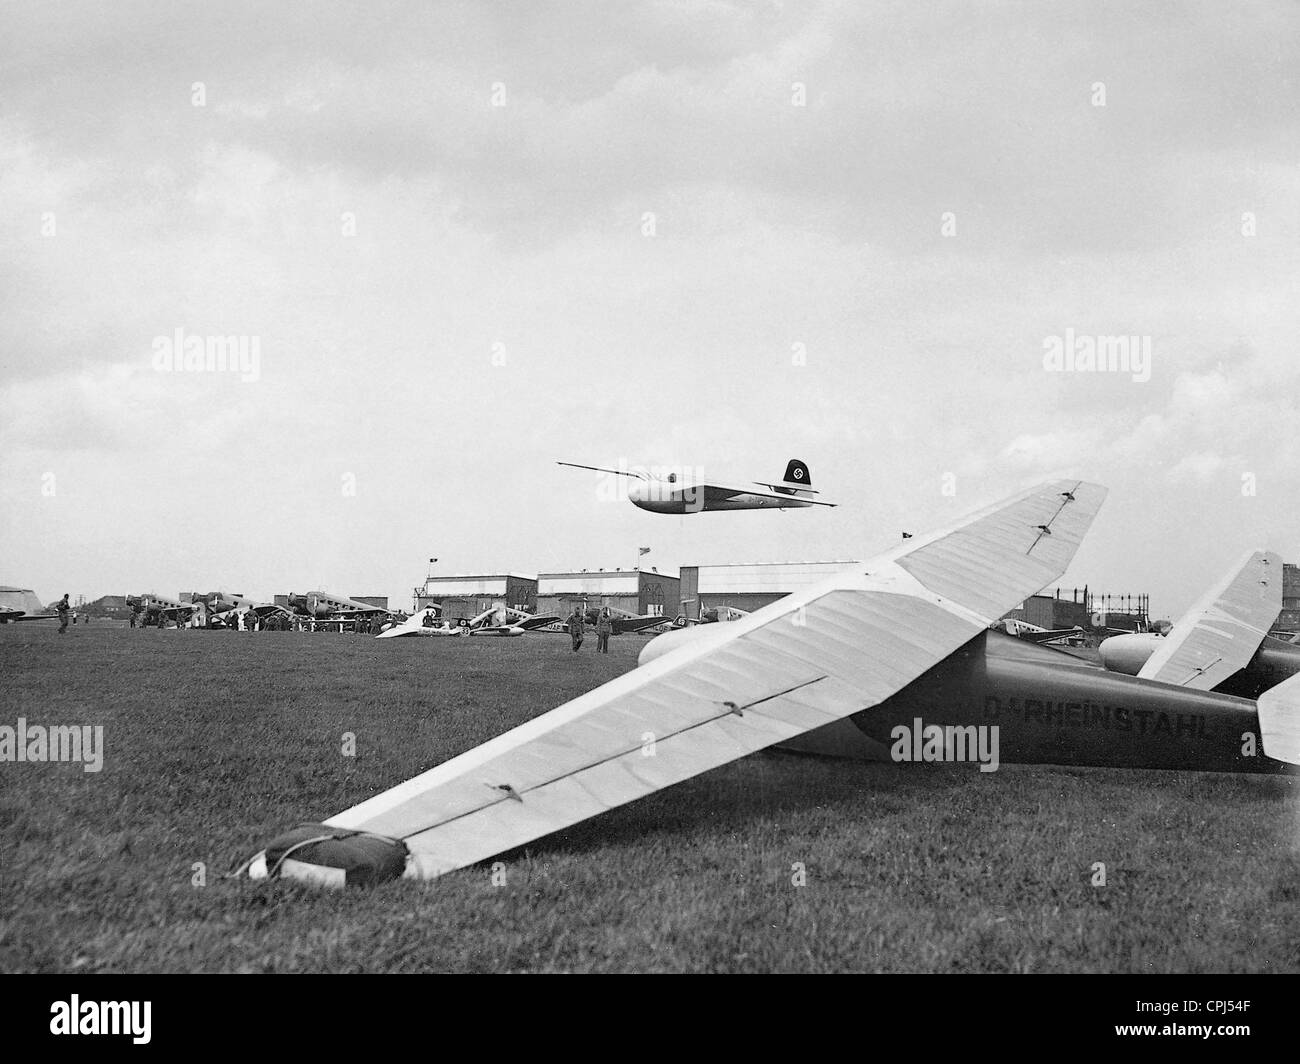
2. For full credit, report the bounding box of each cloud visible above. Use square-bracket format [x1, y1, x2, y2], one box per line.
[0, 2, 1297, 617]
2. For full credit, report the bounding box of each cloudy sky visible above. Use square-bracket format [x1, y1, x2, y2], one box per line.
[1, 0, 1297, 618]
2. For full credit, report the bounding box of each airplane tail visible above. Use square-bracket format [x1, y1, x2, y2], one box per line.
[766, 458, 819, 499]
[783, 458, 811, 487]
[1136, 549, 1281, 690]
[1256, 671, 1300, 765]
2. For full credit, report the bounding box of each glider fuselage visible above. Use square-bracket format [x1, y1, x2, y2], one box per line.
[628, 481, 816, 513]
[1099, 633, 1300, 700]
[842, 632, 1293, 774]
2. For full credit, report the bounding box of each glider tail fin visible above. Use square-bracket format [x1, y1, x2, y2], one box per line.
[769, 458, 819, 498]
[783, 458, 811, 487]
[1257, 670, 1300, 766]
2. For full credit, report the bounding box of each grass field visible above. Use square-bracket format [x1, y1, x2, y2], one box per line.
[2, 623, 1298, 973]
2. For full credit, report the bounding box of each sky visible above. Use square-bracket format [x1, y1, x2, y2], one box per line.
[1, 0, 1297, 619]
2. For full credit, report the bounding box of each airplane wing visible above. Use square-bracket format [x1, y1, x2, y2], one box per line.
[612, 615, 668, 634]
[556, 461, 648, 480]
[1137, 549, 1281, 690]
[514, 614, 561, 631]
[376, 616, 428, 639]
[0, 609, 56, 623]
[257, 479, 1105, 884]
[1019, 626, 1084, 644]
[702, 483, 837, 507]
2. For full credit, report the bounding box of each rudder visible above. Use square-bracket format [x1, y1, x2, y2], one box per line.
[783, 458, 810, 486]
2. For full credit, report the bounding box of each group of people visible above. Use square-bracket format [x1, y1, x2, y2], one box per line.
[568, 605, 615, 653]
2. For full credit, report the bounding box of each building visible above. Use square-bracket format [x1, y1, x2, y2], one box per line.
[678, 561, 862, 617]
[1277, 563, 1300, 632]
[0, 587, 45, 616]
[350, 596, 389, 610]
[1004, 588, 1148, 633]
[415, 574, 539, 621]
[536, 569, 680, 619]
[83, 594, 132, 619]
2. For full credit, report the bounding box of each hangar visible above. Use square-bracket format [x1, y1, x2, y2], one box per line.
[0, 587, 45, 617]
[537, 569, 679, 619]
[415, 574, 539, 621]
[677, 561, 862, 617]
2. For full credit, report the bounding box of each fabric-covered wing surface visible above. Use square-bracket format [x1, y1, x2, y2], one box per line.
[1138, 549, 1281, 690]
[309, 480, 1106, 881]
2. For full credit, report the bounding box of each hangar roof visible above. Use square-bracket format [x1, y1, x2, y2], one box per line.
[0, 587, 45, 613]
[539, 571, 651, 595]
[421, 574, 536, 596]
[693, 561, 862, 594]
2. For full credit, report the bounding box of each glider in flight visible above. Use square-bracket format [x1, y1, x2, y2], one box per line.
[557, 458, 835, 513]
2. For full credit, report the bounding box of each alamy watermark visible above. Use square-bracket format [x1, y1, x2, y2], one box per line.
[594, 461, 706, 510]
[1042, 329, 1150, 383]
[151, 328, 261, 382]
[50, 996, 150, 1044]
[890, 717, 1000, 772]
[1, 718, 103, 772]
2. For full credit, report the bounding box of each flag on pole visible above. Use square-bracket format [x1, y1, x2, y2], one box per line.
[638, 547, 651, 555]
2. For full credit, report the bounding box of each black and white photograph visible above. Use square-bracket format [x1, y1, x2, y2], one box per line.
[1, 0, 1297, 1013]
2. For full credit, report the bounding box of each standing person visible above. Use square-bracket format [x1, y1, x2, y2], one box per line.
[567, 604, 585, 652]
[53, 594, 70, 634]
[596, 607, 613, 654]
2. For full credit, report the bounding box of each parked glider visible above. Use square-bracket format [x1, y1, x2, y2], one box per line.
[253, 478, 1282, 888]
[556, 458, 835, 513]
[465, 603, 561, 637]
[377, 603, 560, 639]
[1097, 550, 1297, 698]
[376, 607, 465, 638]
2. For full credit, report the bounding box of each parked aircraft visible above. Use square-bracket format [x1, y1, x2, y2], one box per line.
[242, 482, 1300, 886]
[126, 593, 202, 626]
[670, 604, 751, 628]
[1097, 550, 1299, 699]
[465, 603, 560, 637]
[190, 591, 297, 627]
[556, 458, 836, 513]
[376, 607, 467, 638]
[287, 591, 394, 622]
[571, 605, 664, 634]
[993, 618, 1087, 645]
[377, 603, 560, 639]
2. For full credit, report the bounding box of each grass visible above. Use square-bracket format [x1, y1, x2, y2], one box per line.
[2, 623, 1298, 973]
